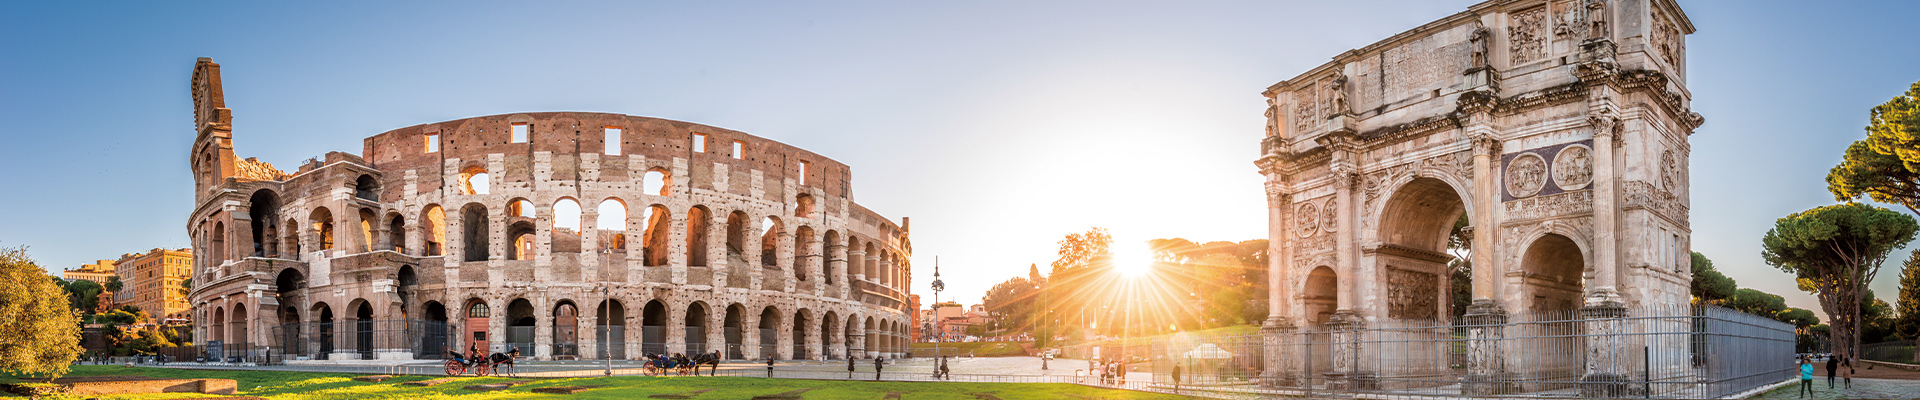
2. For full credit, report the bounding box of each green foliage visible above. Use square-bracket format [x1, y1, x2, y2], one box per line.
[1762, 202, 1919, 358]
[1049, 228, 1112, 275]
[1691, 252, 1738, 305]
[1779, 308, 1819, 328]
[981, 276, 1038, 336]
[102, 275, 122, 294]
[0, 246, 82, 380]
[62, 279, 102, 313]
[13, 365, 1190, 400]
[1898, 251, 1920, 341]
[1728, 288, 1788, 319]
[1830, 80, 1920, 214]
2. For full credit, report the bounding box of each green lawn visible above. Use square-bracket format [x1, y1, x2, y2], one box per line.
[4, 365, 1193, 400]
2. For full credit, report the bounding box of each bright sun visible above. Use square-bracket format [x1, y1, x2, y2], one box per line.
[1112, 239, 1154, 277]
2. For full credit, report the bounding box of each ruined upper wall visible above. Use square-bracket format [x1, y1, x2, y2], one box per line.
[365, 113, 852, 196]
[1265, 0, 1693, 143]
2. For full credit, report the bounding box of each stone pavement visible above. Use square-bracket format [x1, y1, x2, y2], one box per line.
[1751, 377, 1920, 399]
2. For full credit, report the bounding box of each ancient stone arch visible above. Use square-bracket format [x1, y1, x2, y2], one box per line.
[1257, 0, 1699, 395]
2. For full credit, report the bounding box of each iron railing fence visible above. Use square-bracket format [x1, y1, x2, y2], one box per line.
[1142, 304, 1792, 399]
[269, 320, 458, 361]
[1859, 340, 1918, 365]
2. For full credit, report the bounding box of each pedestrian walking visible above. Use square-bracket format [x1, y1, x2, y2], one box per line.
[1840, 355, 1853, 389]
[1798, 356, 1814, 398]
[1825, 355, 1838, 388]
[847, 356, 856, 379]
[766, 357, 776, 377]
[939, 357, 950, 380]
[874, 357, 885, 381]
[1172, 363, 1183, 391]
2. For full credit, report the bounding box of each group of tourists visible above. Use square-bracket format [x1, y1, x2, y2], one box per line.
[1092, 359, 1127, 385]
[1796, 353, 1855, 397]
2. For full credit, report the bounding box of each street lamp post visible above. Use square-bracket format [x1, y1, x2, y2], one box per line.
[930, 258, 944, 370]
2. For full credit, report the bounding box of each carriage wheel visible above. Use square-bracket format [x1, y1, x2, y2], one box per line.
[443, 359, 465, 376]
[473, 362, 492, 377]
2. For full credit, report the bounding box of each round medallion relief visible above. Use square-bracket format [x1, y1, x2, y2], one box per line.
[1320, 198, 1338, 232]
[1296, 202, 1319, 237]
[1505, 152, 1548, 198]
[1552, 144, 1594, 189]
[1661, 150, 1679, 191]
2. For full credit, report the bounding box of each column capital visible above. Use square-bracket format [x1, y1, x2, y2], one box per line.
[1469, 134, 1501, 156]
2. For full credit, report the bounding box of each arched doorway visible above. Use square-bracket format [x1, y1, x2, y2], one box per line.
[248, 189, 281, 258]
[461, 203, 489, 262]
[464, 299, 490, 353]
[758, 306, 781, 359]
[845, 315, 862, 358]
[642, 300, 668, 355]
[313, 303, 334, 360]
[230, 304, 249, 360]
[506, 299, 535, 354]
[685, 302, 709, 355]
[724, 304, 745, 359]
[1518, 233, 1587, 384]
[821, 311, 839, 359]
[791, 309, 812, 360]
[1374, 177, 1464, 322]
[554, 301, 580, 359]
[422, 301, 448, 359]
[596, 299, 627, 360]
[352, 300, 374, 359]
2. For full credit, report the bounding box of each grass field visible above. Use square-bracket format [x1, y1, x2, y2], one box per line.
[3, 365, 1191, 399]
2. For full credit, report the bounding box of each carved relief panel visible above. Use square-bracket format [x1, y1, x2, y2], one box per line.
[1505, 153, 1548, 198]
[1386, 267, 1438, 320]
[1508, 6, 1548, 65]
[1650, 6, 1682, 68]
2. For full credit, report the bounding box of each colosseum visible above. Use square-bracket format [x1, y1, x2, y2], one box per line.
[184, 58, 916, 362]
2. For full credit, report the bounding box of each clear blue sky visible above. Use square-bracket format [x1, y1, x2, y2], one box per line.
[2, 1, 1916, 319]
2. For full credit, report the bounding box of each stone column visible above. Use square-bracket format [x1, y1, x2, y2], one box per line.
[534, 297, 553, 360]
[1327, 312, 1366, 390]
[669, 215, 688, 284]
[865, 329, 877, 359]
[666, 302, 687, 355]
[830, 244, 850, 299]
[1461, 97, 1516, 394]
[1579, 111, 1629, 397]
[778, 231, 796, 291]
[1262, 179, 1302, 387]
[743, 312, 762, 360]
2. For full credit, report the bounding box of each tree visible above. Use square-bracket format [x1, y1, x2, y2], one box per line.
[1448, 215, 1472, 319]
[1860, 290, 1897, 344]
[1691, 252, 1738, 305]
[1727, 288, 1788, 319]
[103, 275, 123, 294]
[0, 246, 83, 380]
[63, 279, 103, 313]
[1762, 202, 1919, 361]
[981, 276, 1038, 336]
[1829, 80, 1920, 214]
[1778, 308, 1820, 329]
[1896, 251, 1920, 359]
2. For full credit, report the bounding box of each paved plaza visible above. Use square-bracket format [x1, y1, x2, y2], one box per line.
[1752, 377, 1920, 399]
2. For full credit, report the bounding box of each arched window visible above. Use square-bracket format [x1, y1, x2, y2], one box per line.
[508, 199, 534, 218]
[552, 199, 583, 253]
[508, 221, 536, 260]
[643, 168, 671, 197]
[423, 205, 446, 256]
[641, 205, 671, 266]
[358, 208, 376, 253]
[248, 190, 280, 258]
[387, 213, 405, 253]
[597, 199, 627, 252]
[461, 203, 488, 262]
[760, 217, 782, 268]
[687, 206, 710, 267]
[355, 175, 380, 201]
[210, 222, 227, 265]
[794, 226, 814, 281]
[311, 207, 335, 251]
[460, 166, 490, 195]
[726, 211, 748, 255]
[794, 194, 816, 217]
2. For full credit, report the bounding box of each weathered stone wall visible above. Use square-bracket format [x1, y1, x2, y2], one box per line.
[185, 58, 915, 362]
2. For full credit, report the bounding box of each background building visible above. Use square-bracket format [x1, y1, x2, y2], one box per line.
[115, 248, 194, 323]
[63, 259, 117, 284]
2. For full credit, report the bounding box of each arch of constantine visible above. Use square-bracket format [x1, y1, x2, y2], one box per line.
[185, 58, 915, 362]
[1252, 0, 1749, 396]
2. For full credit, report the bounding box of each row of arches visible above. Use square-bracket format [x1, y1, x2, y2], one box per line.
[227, 291, 911, 361]
[212, 188, 910, 292]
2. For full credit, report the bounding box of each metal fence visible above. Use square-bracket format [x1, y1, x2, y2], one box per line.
[269, 320, 457, 361]
[1860, 340, 1918, 365]
[1142, 304, 1792, 399]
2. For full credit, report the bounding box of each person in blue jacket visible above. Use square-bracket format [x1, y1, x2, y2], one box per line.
[1799, 355, 1815, 398]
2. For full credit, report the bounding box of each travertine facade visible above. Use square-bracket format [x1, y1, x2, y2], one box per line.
[1257, 0, 1697, 394]
[186, 58, 915, 361]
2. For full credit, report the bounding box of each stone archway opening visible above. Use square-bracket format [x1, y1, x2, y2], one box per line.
[724, 304, 745, 359]
[758, 306, 782, 358]
[506, 299, 535, 354]
[792, 310, 812, 360]
[1517, 233, 1586, 386]
[685, 303, 710, 355]
[595, 299, 626, 359]
[1374, 177, 1465, 322]
[642, 300, 668, 355]
[554, 301, 580, 359]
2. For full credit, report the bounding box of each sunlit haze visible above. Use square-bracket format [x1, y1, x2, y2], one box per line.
[4, 1, 1920, 316]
